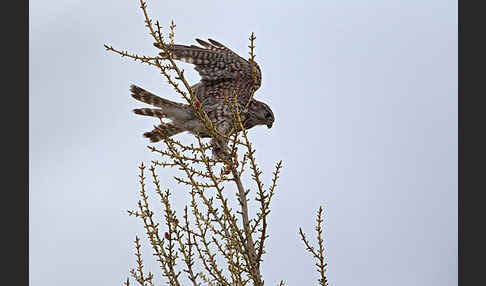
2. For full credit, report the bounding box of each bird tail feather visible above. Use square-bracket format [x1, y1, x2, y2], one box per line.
[130, 84, 190, 121]
[143, 123, 184, 142]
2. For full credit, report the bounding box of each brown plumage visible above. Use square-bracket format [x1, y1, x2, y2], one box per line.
[143, 124, 184, 142]
[131, 38, 274, 159]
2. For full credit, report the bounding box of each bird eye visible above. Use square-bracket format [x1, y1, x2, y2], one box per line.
[265, 112, 272, 119]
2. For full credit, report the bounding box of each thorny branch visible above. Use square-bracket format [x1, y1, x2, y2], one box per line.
[106, 1, 328, 285]
[299, 207, 328, 286]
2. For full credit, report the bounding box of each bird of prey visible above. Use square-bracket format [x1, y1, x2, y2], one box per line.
[131, 38, 274, 159]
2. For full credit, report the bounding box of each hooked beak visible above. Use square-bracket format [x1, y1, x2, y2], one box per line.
[267, 122, 273, 129]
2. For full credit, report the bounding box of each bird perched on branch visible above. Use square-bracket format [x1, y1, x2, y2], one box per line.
[131, 38, 274, 159]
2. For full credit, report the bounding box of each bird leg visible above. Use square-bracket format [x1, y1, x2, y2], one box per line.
[210, 137, 230, 162]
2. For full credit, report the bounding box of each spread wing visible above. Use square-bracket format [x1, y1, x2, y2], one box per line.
[154, 39, 261, 93]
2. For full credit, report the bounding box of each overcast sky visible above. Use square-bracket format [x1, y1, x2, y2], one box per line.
[30, 0, 457, 285]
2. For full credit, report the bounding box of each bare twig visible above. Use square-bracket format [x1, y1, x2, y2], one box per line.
[299, 206, 328, 286]
[105, 2, 328, 285]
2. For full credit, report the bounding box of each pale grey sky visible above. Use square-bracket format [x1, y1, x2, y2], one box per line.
[30, 0, 457, 285]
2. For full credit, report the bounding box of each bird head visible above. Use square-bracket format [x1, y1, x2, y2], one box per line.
[246, 99, 275, 129]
